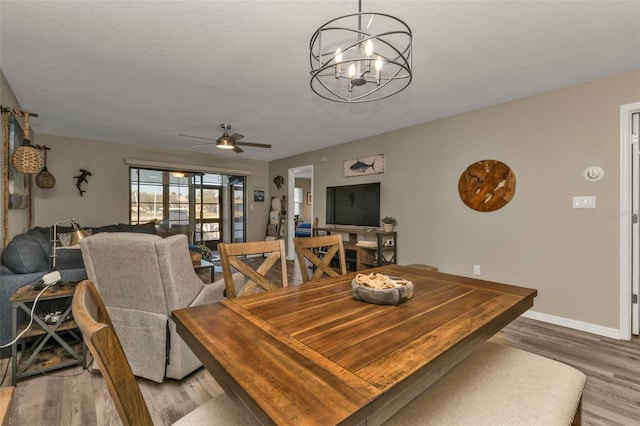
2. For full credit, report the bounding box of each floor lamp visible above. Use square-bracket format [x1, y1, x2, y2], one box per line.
[50, 218, 89, 270]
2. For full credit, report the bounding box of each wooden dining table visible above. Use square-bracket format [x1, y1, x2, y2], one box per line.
[172, 264, 537, 425]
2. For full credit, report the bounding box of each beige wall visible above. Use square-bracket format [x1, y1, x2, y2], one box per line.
[270, 70, 640, 331]
[1, 70, 30, 243]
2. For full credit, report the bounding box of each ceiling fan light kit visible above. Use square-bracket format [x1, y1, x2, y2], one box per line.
[309, 0, 412, 103]
[180, 123, 272, 154]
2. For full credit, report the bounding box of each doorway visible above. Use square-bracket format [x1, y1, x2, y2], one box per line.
[287, 165, 313, 260]
[620, 102, 640, 338]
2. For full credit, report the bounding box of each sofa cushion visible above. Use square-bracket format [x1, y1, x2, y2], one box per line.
[54, 248, 85, 270]
[1, 229, 49, 274]
[118, 222, 157, 234]
[90, 224, 119, 234]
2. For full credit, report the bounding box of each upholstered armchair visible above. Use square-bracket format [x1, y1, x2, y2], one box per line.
[80, 232, 241, 383]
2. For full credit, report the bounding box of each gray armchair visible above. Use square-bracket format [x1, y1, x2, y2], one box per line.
[80, 232, 239, 383]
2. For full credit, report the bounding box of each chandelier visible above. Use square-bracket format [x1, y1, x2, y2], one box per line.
[309, 0, 412, 103]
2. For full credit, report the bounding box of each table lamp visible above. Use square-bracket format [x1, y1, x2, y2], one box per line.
[50, 218, 89, 270]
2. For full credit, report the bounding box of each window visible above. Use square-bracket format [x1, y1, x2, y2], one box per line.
[130, 168, 246, 246]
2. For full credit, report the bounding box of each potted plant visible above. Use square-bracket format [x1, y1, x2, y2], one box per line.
[381, 216, 397, 232]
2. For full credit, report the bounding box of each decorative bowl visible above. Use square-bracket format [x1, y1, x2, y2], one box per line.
[351, 274, 414, 306]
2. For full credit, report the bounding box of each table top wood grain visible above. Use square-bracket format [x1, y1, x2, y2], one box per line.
[172, 264, 537, 425]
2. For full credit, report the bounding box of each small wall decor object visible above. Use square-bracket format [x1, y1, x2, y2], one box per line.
[458, 160, 516, 212]
[273, 175, 284, 189]
[307, 192, 312, 205]
[583, 166, 604, 181]
[73, 169, 92, 196]
[344, 154, 384, 177]
[254, 188, 265, 202]
[35, 145, 55, 189]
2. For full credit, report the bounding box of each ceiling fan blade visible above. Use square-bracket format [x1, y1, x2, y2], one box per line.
[235, 141, 272, 149]
[178, 133, 218, 142]
[229, 133, 244, 141]
[188, 143, 216, 148]
[233, 146, 244, 153]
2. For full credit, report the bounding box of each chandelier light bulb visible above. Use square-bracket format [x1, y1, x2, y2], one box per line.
[365, 39, 373, 57]
[335, 48, 343, 64]
[348, 64, 356, 78]
[375, 56, 383, 71]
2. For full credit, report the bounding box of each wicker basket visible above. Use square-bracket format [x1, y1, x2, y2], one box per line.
[11, 143, 43, 174]
[36, 167, 55, 188]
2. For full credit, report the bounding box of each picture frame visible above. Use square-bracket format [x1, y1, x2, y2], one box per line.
[7, 114, 29, 209]
[343, 154, 385, 177]
[306, 192, 312, 204]
[253, 188, 265, 202]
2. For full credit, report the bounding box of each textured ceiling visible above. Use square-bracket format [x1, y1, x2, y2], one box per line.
[1, 1, 639, 161]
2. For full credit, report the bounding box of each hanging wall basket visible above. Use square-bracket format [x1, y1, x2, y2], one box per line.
[35, 145, 55, 188]
[10, 112, 43, 174]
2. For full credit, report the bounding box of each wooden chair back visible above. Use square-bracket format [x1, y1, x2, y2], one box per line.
[72, 280, 153, 426]
[218, 239, 288, 298]
[294, 234, 347, 282]
[407, 263, 439, 272]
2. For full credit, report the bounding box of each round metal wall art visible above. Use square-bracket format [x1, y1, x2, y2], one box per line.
[458, 160, 516, 212]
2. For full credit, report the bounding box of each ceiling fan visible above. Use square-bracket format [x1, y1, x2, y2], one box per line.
[179, 124, 272, 153]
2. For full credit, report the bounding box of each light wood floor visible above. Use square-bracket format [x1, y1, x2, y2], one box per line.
[1, 261, 639, 425]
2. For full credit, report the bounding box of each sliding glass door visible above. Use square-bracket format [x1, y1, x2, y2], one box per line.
[130, 168, 246, 247]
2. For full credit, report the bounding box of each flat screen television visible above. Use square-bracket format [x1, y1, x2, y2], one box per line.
[326, 182, 380, 227]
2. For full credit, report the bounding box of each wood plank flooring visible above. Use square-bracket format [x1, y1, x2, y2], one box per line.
[1, 261, 638, 425]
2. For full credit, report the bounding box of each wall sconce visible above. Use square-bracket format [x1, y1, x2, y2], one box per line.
[50, 218, 89, 270]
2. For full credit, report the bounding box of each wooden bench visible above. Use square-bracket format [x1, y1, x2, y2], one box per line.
[0, 386, 15, 426]
[386, 342, 586, 425]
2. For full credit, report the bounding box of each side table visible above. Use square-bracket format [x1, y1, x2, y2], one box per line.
[193, 259, 215, 283]
[10, 281, 86, 385]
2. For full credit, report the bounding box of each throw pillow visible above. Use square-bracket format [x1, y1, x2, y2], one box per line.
[1, 233, 49, 273]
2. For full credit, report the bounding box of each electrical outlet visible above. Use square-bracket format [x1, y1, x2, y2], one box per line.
[473, 265, 481, 275]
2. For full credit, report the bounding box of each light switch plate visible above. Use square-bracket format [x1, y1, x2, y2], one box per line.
[573, 196, 596, 208]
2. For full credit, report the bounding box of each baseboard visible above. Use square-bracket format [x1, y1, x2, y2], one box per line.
[521, 310, 624, 340]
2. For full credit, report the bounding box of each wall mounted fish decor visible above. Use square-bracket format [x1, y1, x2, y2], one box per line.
[73, 169, 92, 196]
[343, 154, 385, 177]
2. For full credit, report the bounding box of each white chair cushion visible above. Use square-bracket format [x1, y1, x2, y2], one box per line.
[385, 342, 586, 426]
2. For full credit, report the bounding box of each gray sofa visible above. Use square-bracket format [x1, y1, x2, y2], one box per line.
[0, 222, 156, 357]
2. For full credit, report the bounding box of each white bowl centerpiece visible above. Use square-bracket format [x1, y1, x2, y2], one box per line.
[352, 272, 413, 305]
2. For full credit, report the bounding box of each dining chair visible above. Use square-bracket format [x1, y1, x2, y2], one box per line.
[72, 280, 250, 426]
[407, 263, 439, 272]
[293, 234, 347, 282]
[218, 239, 288, 298]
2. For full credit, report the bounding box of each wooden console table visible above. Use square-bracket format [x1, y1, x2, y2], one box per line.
[314, 226, 397, 271]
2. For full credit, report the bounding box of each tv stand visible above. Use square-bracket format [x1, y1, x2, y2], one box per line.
[313, 226, 397, 272]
